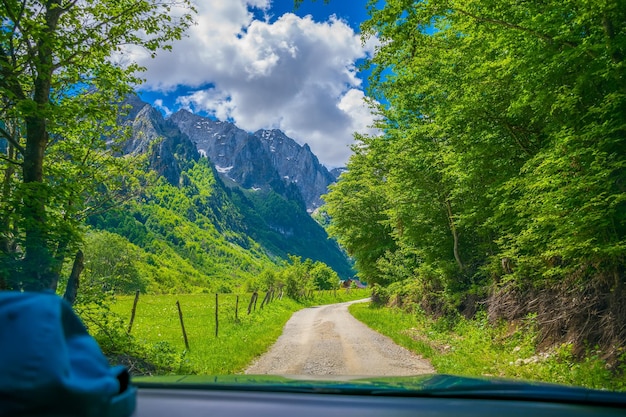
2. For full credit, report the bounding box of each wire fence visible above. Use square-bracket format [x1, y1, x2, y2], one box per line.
[115, 288, 368, 350]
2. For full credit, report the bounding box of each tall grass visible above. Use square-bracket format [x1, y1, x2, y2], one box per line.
[108, 289, 369, 374]
[349, 302, 626, 391]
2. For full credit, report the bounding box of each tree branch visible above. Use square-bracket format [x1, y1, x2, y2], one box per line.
[0, 47, 27, 102]
[445, 198, 464, 271]
[51, 2, 166, 71]
[60, 0, 79, 12]
[454, 7, 596, 58]
[0, 125, 25, 155]
[0, 152, 22, 166]
[2, 0, 40, 70]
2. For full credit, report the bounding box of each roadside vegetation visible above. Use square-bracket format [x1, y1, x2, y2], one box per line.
[57, 237, 364, 375]
[324, 0, 626, 381]
[350, 302, 626, 391]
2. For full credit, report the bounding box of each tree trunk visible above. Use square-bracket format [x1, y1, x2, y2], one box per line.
[48, 239, 71, 292]
[20, 1, 63, 291]
[1, 144, 16, 288]
[1, 144, 15, 247]
[445, 199, 464, 271]
[63, 250, 84, 306]
[21, 116, 51, 290]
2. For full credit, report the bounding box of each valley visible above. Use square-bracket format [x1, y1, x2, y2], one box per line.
[80, 95, 354, 295]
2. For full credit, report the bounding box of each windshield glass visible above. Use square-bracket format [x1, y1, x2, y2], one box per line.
[1, 0, 625, 400]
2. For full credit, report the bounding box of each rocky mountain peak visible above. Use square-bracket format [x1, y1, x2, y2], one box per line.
[118, 96, 198, 185]
[169, 110, 336, 212]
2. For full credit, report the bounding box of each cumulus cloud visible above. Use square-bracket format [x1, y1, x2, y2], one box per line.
[153, 99, 172, 117]
[133, 0, 378, 167]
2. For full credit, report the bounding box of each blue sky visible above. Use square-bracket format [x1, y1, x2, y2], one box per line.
[262, 0, 371, 28]
[134, 0, 378, 168]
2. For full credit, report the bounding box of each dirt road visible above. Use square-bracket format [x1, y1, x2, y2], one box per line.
[245, 299, 434, 377]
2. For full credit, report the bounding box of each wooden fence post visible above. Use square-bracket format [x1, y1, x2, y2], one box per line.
[247, 293, 254, 315]
[215, 293, 219, 338]
[63, 250, 83, 306]
[235, 295, 239, 321]
[248, 292, 258, 314]
[176, 300, 190, 350]
[127, 290, 140, 334]
[260, 291, 271, 309]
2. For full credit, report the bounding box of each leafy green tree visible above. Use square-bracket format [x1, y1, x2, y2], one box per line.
[83, 230, 146, 294]
[324, 135, 397, 285]
[281, 255, 315, 298]
[258, 268, 278, 291]
[328, 0, 625, 332]
[310, 261, 339, 290]
[0, 0, 195, 291]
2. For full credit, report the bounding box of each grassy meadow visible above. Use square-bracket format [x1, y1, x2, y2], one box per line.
[107, 289, 369, 375]
[349, 302, 626, 391]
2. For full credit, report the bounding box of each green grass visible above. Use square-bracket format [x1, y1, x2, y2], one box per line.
[108, 289, 369, 374]
[349, 302, 626, 391]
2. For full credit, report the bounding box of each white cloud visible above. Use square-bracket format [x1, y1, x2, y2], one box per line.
[134, 0, 378, 167]
[153, 99, 172, 117]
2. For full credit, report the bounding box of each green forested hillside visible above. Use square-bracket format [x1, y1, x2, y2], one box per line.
[85, 156, 352, 294]
[230, 186, 354, 278]
[325, 0, 625, 360]
[87, 159, 275, 293]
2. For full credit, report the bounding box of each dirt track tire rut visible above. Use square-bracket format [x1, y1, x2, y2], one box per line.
[245, 299, 434, 377]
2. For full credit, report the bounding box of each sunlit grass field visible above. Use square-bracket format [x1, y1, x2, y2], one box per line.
[108, 289, 369, 374]
[350, 302, 626, 391]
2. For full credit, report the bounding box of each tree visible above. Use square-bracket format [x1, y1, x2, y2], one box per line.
[310, 261, 339, 290]
[327, 0, 626, 349]
[0, 0, 195, 291]
[82, 230, 145, 294]
[324, 135, 397, 285]
[258, 268, 277, 291]
[281, 255, 316, 298]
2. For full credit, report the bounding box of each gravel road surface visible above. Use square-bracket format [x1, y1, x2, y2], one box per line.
[245, 299, 434, 377]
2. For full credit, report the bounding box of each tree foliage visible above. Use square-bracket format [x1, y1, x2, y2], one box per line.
[82, 230, 145, 294]
[325, 0, 625, 328]
[324, 135, 397, 284]
[0, 0, 195, 291]
[280, 255, 339, 298]
[310, 261, 339, 290]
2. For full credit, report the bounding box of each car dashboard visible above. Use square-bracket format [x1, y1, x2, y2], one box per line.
[133, 375, 626, 417]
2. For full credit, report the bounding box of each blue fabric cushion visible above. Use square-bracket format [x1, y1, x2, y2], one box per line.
[0, 291, 136, 416]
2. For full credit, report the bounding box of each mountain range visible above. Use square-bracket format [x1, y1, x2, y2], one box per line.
[92, 95, 353, 285]
[121, 95, 339, 212]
